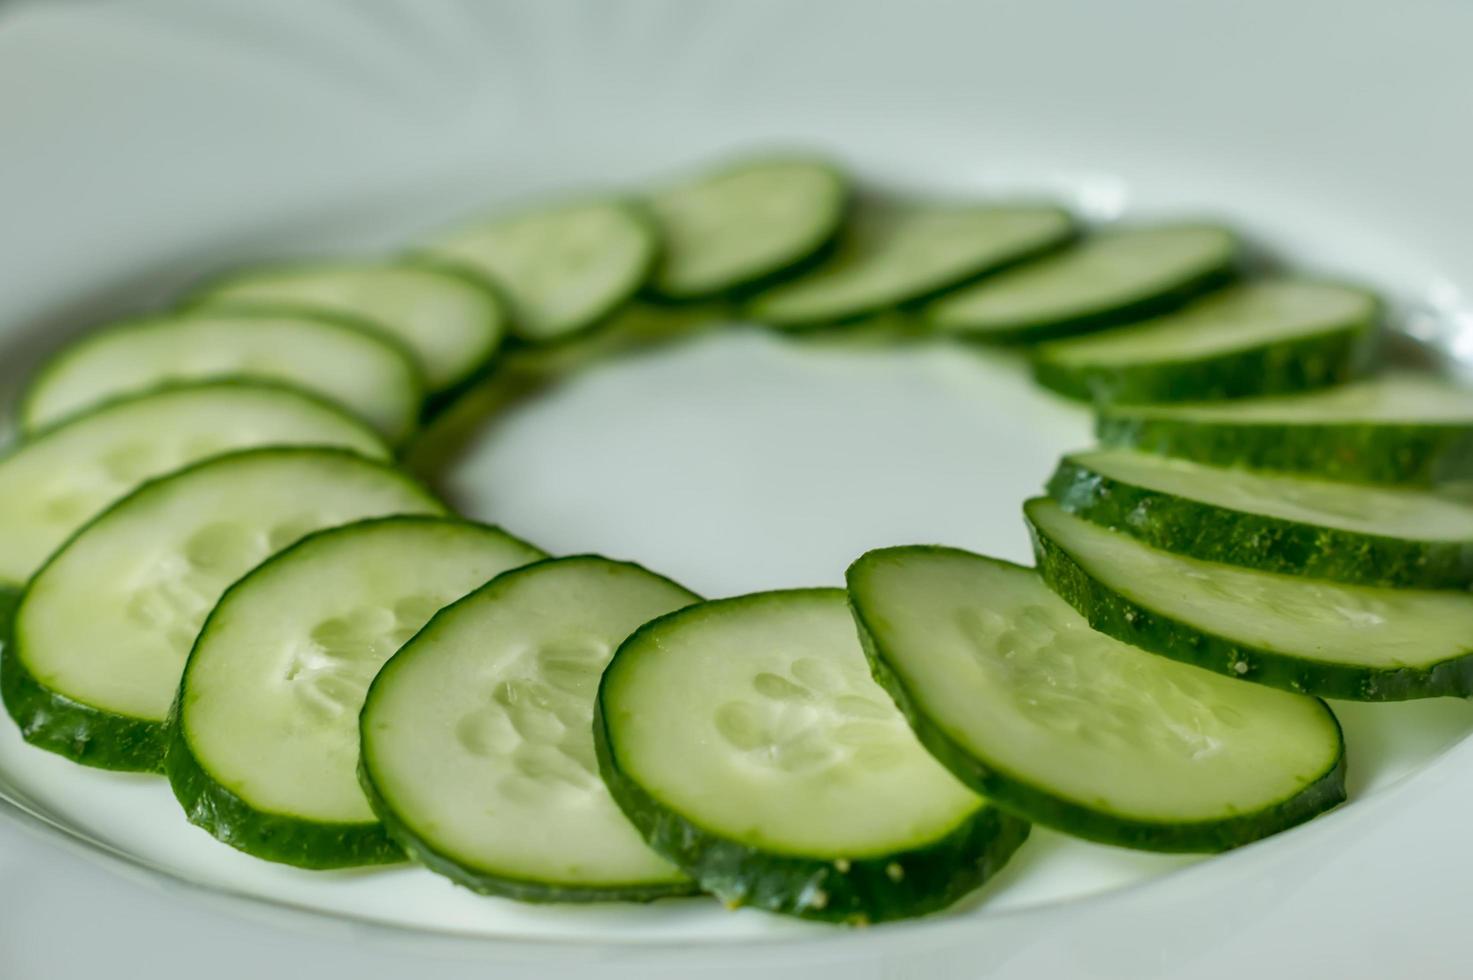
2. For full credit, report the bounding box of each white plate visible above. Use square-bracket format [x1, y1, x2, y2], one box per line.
[3, 0, 1473, 977]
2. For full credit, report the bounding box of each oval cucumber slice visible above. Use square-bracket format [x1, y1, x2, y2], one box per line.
[747, 202, 1075, 329]
[596, 588, 1027, 923]
[168, 516, 544, 868]
[1026, 497, 1473, 700]
[1097, 372, 1473, 485]
[193, 260, 507, 395]
[647, 157, 849, 300]
[1049, 448, 1473, 588]
[420, 199, 659, 345]
[19, 309, 423, 444]
[1033, 280, 1380, 403]
[848, 547, 1344, 851]
[0, 381, 388, 589]
[361, 555, 698, 900]
[924, 223, 1239, 343]
[3, 448, 443, 772]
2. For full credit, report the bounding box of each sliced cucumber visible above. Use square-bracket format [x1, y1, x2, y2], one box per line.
[1026, 497, 1473, 700]
[647, 157, 849, 300]
[419, 199, 659, 344]
[3, 448, 442, 772]
[1032, 280, 1380, 403]
[168, 517, 543, 869]
[192, 259, 507, 395]
[595, 588, 1027, 923]
[925, 223, 1239, 343]
[361, 555, 698, 899]
[1097, 372, 1473, 485]
[0, 381, 388, 589]
[19, 309, 423, 444]
[1049, 447, 1473, 589]
[747, 202, 1075, 329]
[848, 547, 1344, 851]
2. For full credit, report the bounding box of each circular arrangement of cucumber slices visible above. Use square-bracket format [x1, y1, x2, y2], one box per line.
[6, 149, 1471, 927]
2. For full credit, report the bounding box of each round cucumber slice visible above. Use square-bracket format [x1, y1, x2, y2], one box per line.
[193, 260, 507, 394]
[1026, 497, 1473, 700]
[595, 588, 1027, 923]
[647, 157, 849, 299]
[925, 223, 1239, 343]
[360, 555, 699, 901]
[419, 199, 659, 345]
[1032, 280, 1380, 404]
[0, 381, 388, 589]
[168, 516, 544, 869]
[3, 448, 443, 772]
[848, 546, 1345, 851]
[19, 309, 424, 444]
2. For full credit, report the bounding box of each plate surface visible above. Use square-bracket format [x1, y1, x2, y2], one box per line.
[2, 0, 1473, 977]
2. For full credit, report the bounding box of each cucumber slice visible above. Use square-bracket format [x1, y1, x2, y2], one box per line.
[925, 223, 1239, 343]
[595, 588, 1027, 923]
[360, 555, 698, 900]
[1025, 497, 1473, 700]
[420, 199, 659, 344]
[647, 157, 849, 300]
[3, 448, 442, 772]
[19, 309, 423, 444]
[0, 381, 388, 589]
[848, 547, 1344, 852]
[746, 202, 1075, 329]
[193, 260, 507, 394]
[1097, 372, 1473, 485]
[1032, 280, 1380, 403]
[168, 516, 543, 869]
[1049, 448, 1473, 588]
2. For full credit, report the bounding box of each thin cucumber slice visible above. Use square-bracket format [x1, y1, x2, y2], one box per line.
[168, 517, 543, 869]
[1033, 280, 1380, 403]
[925, 223, 1240, 343]
[1048, 448, 1473, 588]
[595, 588, 1027, 923]
[419, 199, 659, 344]
[1097, 372, 1473, 485]
[1025, 497, 1473, 700]
[647, 157, 849, 300]
[0, 381, 388, 589]
[360, 555, 698, 900]
[747, 202, 1075, 329]
[3, 448, 442, 772]
[848, 547, 1344, 851]
[19, 309, 423, 444]
[193, 260, 507, 394]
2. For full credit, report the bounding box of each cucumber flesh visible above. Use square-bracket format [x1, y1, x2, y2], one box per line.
[1026, 497, 1473, 700]
[360, 555, 698, 899]
[848, 547, 1344, 851]
[1050, 448, 1473, 588]
[1034, 280, 1380, 403]
[926, 223, 1239, 343]
[420, 200, 658, 344]
[19, 310, 423, 444]
[195, 260, 507, 394]
[0, 382, 388, 588]
[648, 157, 848, 300]
[4, 448, 442, 771]
[169, 517, 544, 868]
[747, 202, 1074, 328]
[596, 588, 1026, 923]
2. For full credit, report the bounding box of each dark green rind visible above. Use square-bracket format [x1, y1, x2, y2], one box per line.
[1024, 498, 1473, 701]
[846, 547, 1347, 853]
[1033, 322, 1377, 405]
[1047, 456, 1473, 589]
[1096, 411, 1473, 486]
